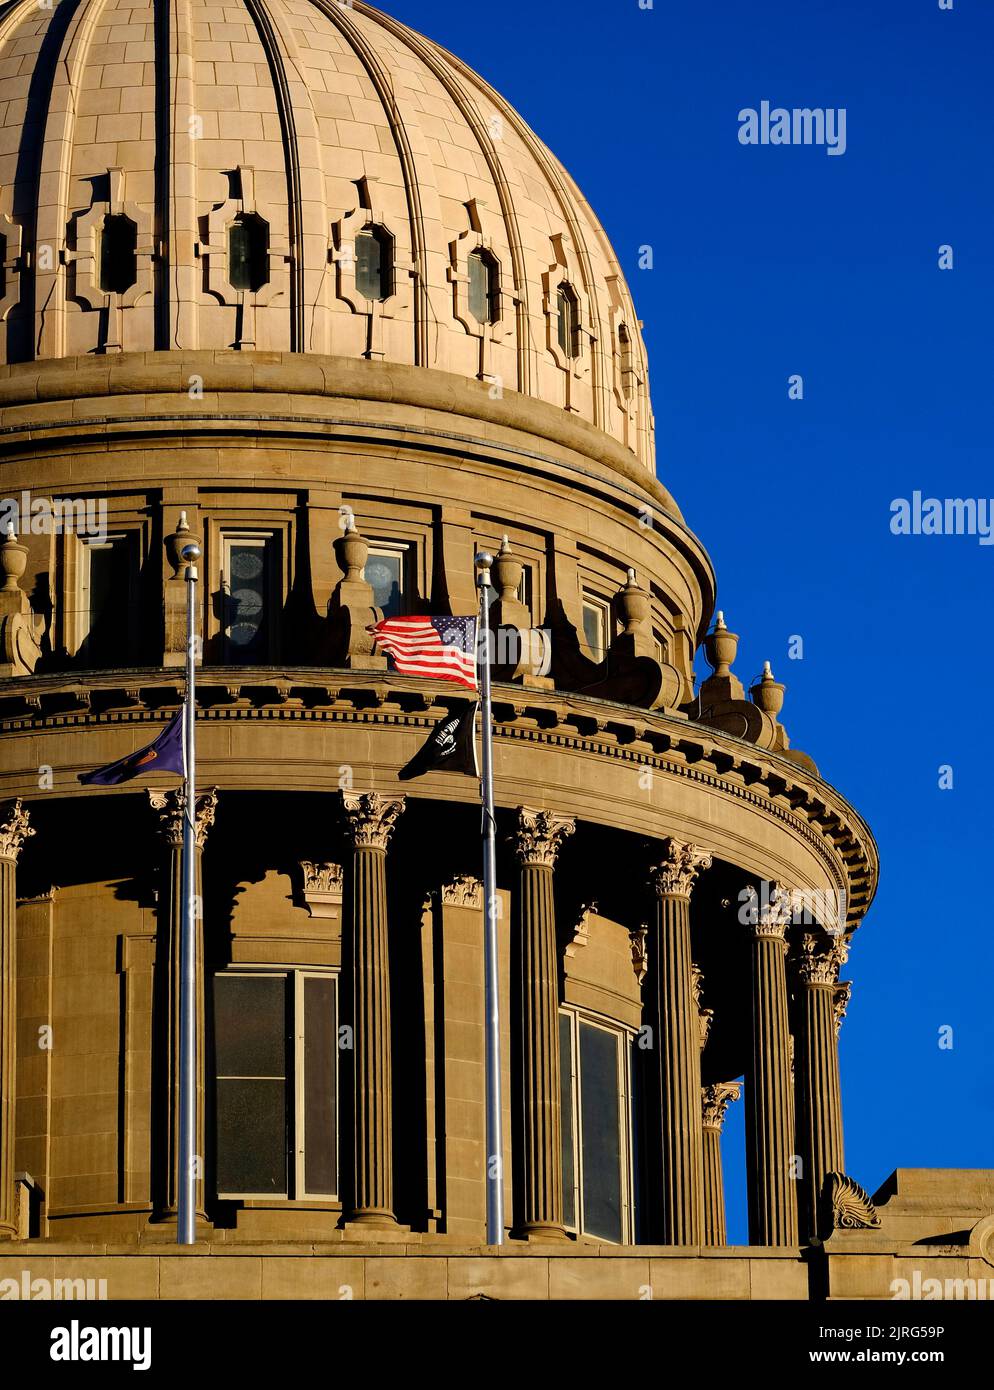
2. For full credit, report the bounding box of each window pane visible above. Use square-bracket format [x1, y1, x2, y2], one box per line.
[228, 217, 269, 292]
[582, 600, 606, 661]
[560, 1014, 576, 1230]
[366, 549, 403, 617]
[224, 539, 271, 662]
[216, 1079, 287, 1195]
[214, 975, 288, 1196]
[85, 538, 131, 666]
[303, 976, 338, 1196]
[99, 215, 137, 294]
[579, 1022, 623, 1242]
[356, 227, 391, 301]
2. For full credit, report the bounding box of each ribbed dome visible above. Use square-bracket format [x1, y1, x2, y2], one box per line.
[0, 0, 654, 467]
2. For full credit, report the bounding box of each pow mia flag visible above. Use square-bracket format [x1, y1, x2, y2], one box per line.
[399, 701, 479, 781]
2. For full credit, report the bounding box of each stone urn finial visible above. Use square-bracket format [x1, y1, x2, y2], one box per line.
[704, 609, 739, 677]
[336, 514, 368, 582]
[0, 523, 28, 594]
[617, 567, 649, 634]
[165, 510, 201, 577]
[492, 533, 522, 603]
[750, 660, 785, 718]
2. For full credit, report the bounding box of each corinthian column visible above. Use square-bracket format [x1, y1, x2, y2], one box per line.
[746, 883, 799, 1246]
[148, 787, 218, 1220]
[702, 1082, 741, 1246]
[792, 928, 848, 1243]
[650, 837, 712, 1245]
[0, 801, 33, 1238]
[342, 791, 405, 1226]
[514, 806, 574, 1238]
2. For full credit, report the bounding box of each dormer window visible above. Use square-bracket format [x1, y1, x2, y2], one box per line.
[468, 248, 500, 324]
[98, 214, 137, 295]
[618, 323, 634, 400]
[557, 282, 580, 359]
[228, 213, 270, 293]
[355, 225, 394, 302]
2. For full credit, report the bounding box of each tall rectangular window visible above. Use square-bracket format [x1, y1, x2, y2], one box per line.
[214, 970, 338, 1200]
[79, 532, 137, 667]
[581, 594, 611, 663]
[560, 1010, 633, 1242]
[221, 532, 278, 663]
[365, 542, 410, 619]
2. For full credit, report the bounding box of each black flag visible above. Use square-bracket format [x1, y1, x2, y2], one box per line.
[399, 701, 479, 780]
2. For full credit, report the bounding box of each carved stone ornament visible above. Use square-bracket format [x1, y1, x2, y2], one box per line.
[441, 875, 483, 909]
[513, 806, 575, 868]
[824, 1172, 881, 1231]
[629, 924, 648, 986]
[691, 963, 713, 1048]
[0, 798, 33, 862]
[342, 791, 405, 851]
[300, 861, 344, 919]
[147, 787, 219, 848]
[833, 980, 853, 1038]
[701, 1081, 741, 1132]
[651, 837, 712, 899]
[796, 930, 850, 986]
[750, 880, 793, 940]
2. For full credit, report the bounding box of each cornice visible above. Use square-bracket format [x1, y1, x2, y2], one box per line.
[0, 667, 878, 925]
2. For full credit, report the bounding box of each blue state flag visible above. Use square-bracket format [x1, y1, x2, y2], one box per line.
[78, 710, 185, 786]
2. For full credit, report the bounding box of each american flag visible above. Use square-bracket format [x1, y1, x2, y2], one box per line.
[369, 616, 479, 690]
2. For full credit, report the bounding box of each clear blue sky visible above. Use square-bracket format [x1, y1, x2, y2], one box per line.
[383, 0, 994, 1242]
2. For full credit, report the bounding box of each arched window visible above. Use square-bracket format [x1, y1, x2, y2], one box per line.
[0, 231, 7, 302]
[228, 213, 270, 293]
[355, 224, 394, 302]
[98, 214, 137, 295]
[557, 282, 580, 359]
[468, 247, 500, 324]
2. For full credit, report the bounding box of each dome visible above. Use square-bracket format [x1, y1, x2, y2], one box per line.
[0, 0, 653, 467]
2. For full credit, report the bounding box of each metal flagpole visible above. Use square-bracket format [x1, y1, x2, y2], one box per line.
[178, 539, 201, 1246]
[475, 551, 504, 1246]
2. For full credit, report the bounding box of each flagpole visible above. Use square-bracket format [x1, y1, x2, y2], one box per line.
[475, 551, 504, 1246]
[178, 540, 201, 1246]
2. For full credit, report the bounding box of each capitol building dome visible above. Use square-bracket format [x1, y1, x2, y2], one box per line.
[1, 2, 952, 1310]
[0, 0, 653, 467]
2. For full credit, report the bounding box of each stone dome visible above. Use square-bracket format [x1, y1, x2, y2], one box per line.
[0, 0, 654, 467]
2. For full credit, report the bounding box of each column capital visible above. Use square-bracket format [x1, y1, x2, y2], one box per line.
[148, 787, 219, 847]
[440, 875, 483, 908]
[651, 837, 712, 899]
[795, 929, 849, 985]
[702, 1082, 741, 1132]
[0, 799, 33, 862]
[745, 880, 793, 940]
[513, 806, 575, 868]
[342, 790, 405, 850]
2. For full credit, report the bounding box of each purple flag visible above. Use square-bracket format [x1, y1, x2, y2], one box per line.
[78, 710, 185, 786]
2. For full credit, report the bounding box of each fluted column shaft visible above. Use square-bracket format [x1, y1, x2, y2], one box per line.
[149, 788, 217, 1218]
[515, 807, 574, 1238]
[794, 931, 848, 1243]
[0, 802, 33, 1238]
[651, 839, 711, 1246]
[702, 1082, 740, 1246]
[746, 886, 799, 1246]
[343, 792, 404, 1225]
